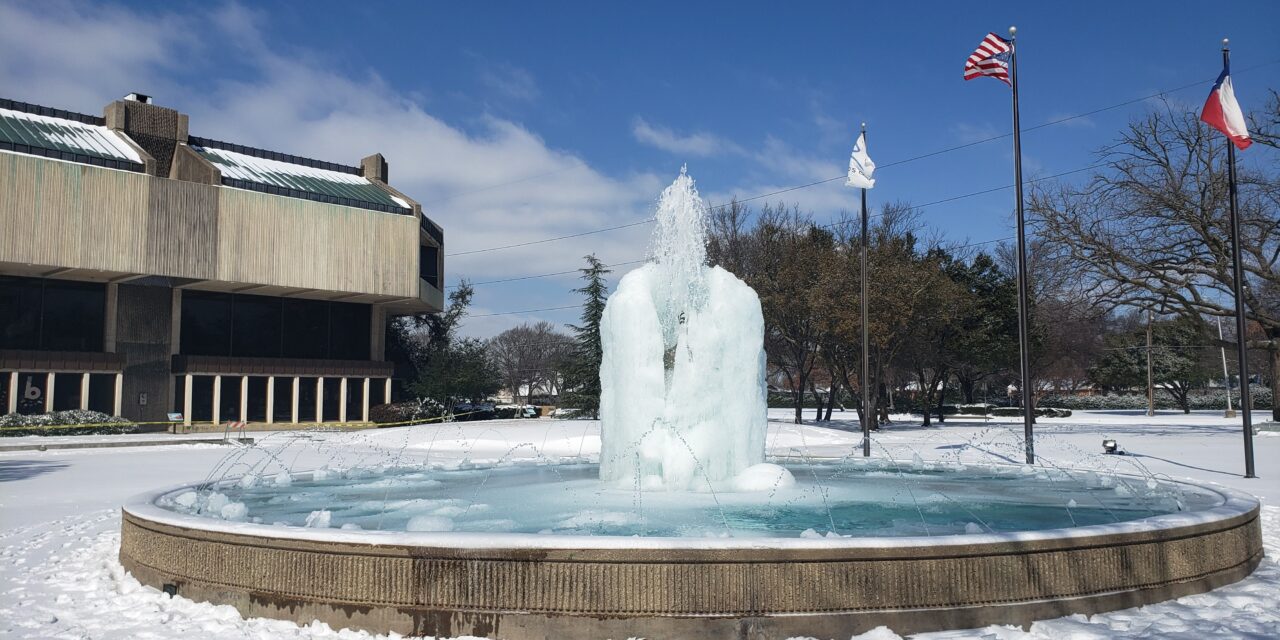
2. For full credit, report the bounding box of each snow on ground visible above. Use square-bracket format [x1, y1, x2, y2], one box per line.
[1, 410, 1277, 639]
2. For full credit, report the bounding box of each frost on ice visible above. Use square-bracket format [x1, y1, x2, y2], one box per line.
[598, 167, 773, 490]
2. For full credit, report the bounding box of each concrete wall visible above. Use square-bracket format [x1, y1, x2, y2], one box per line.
[114, 283, 174, 423]
[0, 152, 421, 301]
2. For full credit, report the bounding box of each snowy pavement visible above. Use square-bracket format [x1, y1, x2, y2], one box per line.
[1, 410, 1277, 639]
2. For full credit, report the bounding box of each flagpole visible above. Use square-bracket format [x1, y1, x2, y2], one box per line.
[860, 122, 872, 458]
[1009, 25, 1035, 465]
[1222, 39, 1257, 479]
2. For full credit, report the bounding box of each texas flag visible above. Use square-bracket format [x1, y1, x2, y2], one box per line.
[1200, 65, 1252, 150]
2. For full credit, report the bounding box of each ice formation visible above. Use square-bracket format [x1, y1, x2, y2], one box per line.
[598, 167, 769, 490]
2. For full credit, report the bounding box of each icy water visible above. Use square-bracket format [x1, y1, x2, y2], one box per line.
[156, 460, 1223, 539]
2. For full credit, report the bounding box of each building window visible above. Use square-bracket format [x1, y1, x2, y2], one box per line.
[0, 276, 104, 352]
[181, 291, 370, 360]
[420, 244, 439, 289]
[181, 291, 233, 356]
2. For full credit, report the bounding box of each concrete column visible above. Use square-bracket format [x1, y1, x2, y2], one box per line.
[266, 376, 275, 424]
[315, 377, 324, 423]
[362, 377, 371, 423]
[239, 376, 248, 422]
[370, 305, 386, 361]
[45, 373, 55, 413]
[104, 283, 119, 352]
[114, 373, 123, 416]
[338, 378, 348, 423]
[7, 372, 18, 414]
[183, 374, 192, 426]
[80, 373, 90, 410]
[212, 375, 222, 425]
[291, 377, 300, 424]
[170, 289, 183, 356]
[384, 377, 392, 404]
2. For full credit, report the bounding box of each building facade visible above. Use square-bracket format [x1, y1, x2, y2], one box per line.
[0, 94, 444, 425]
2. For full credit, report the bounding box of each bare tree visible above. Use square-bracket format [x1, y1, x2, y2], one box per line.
[1029, 102, 1280, 419]
[487, 321, 572, 405]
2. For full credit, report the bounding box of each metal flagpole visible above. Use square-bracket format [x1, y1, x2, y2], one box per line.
[860, 122, 872, 457]
[1009, 26, 1035, 464]
[1222, 39, 1256, 479]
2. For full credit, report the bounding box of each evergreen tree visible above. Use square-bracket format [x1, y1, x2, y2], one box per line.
[408, 283, 500, 410]
[561, 255, 611, 418]
[1088, 315, 1214, 413]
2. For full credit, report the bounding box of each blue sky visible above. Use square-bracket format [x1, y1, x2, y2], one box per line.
[2, 1, 1278, 336]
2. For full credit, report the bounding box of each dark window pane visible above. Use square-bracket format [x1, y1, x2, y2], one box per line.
[231, 295, 281, 357]
[282, 299, 329, 358]
[181, 292, 232, 356]
[328, 302, 370, 360]
[0, 276, 41, 349]
[40, 280, 105, 351]
[420, 245, 439, 288]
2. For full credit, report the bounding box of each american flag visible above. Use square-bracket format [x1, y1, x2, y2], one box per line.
[964, 33, 1012, 86]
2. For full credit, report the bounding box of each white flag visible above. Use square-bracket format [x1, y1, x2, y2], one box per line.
[846, 132, 875, 189]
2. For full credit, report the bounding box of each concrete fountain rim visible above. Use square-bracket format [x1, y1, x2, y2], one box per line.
[121, 461, 1261, 552]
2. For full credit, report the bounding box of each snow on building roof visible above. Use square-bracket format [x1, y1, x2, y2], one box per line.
[0, 104, 144, 171]
[191, 142, 411, 214]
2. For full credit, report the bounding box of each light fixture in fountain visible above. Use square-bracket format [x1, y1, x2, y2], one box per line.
[599, 166, 787, 491]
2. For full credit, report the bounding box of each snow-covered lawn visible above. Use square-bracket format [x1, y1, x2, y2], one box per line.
[1, 410, 1276, 639]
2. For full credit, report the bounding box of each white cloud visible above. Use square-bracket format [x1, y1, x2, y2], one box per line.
[631, 117, 740, 157]
[479, 62, 540, 102]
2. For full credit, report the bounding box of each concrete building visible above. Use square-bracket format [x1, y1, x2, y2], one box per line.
[0, 94, 444, 425]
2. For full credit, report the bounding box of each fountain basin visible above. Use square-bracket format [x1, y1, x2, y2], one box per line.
[119, 463, 1263, 639]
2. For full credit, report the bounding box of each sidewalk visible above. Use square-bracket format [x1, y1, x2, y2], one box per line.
[0, 432, 254, 452]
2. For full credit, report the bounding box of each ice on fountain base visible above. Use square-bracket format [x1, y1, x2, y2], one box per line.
[406, 515, 455, 532]
[732, 463, 796, 492]
[599, 263, 767, 490]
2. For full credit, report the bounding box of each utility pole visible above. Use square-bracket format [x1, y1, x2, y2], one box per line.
[1146, 310, 1155, 417]
[1217, 316, 1235, 418]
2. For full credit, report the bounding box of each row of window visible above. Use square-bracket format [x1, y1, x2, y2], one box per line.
[0, 276, 373, 361]
[0, 277, 105, 351]
[181, 291, 371, 360]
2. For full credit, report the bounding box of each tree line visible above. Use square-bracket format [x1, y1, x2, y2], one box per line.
[388, 93, 1278, 424]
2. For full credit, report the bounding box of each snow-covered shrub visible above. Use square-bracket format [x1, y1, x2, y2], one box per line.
[1039, 385, 1271, 411]
[369, 398, 444, 425]
[0, 410, 138, 437]
[989, 407, 1070, 418]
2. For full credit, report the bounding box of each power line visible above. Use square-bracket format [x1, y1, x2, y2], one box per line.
[443, 63, 1277, 260]
[467, 304, 582, 319]
[452, 162, 1101, 292]
[447, 259, 645, 290]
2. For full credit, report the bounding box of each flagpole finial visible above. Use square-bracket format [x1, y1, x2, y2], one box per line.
[860, 122, 866, 132]
[1222, 38, 1230, 50]
[1008, 25, 1017, 38]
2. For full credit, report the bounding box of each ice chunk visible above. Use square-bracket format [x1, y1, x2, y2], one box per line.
[732, 463, 796, 492]
[304, 510, 331, 528]
[172, 491, 198, 508]
[799, 528, 822, 539]
[220, 502, 247, 521]
[964, 522, 984, 534]
[204, 492, 230, 515]
[273, 472, 293, 487]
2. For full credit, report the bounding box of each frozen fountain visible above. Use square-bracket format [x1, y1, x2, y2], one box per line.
[119, 169, 1264, 639]
[600, 167, 777, 489]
